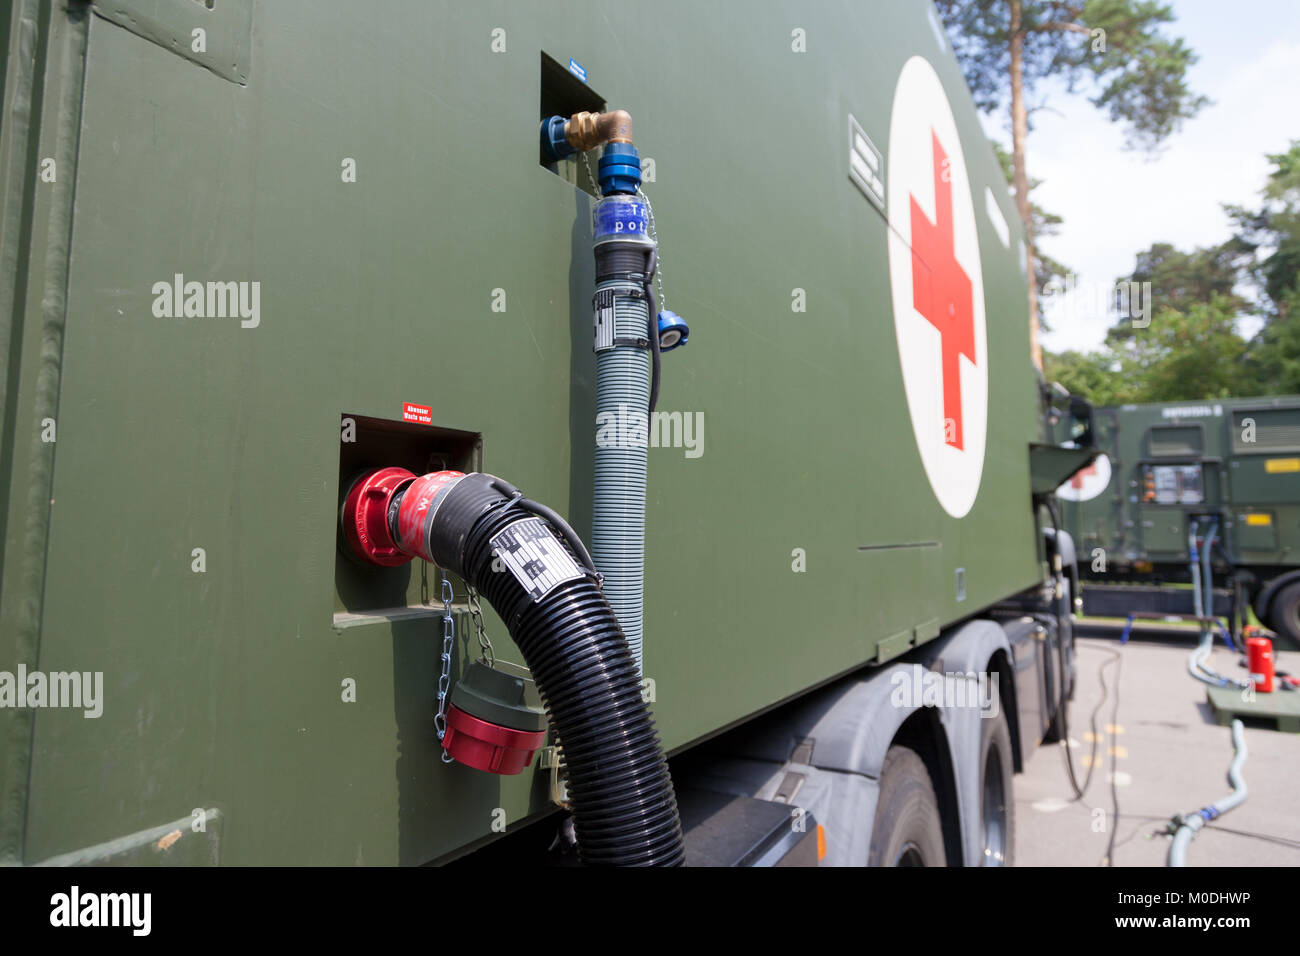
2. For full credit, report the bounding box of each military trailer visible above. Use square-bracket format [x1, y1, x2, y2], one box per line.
[1056, 398, 1300, 645]
[1, 0, 1094, 866]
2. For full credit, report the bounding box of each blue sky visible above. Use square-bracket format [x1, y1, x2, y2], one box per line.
[976, 0, 1300, 353]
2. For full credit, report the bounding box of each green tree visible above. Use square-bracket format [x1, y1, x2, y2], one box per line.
[1043, 348, 1128, 405]
[1104, 241, 1258, 399]
[935, 0, 1207, 369]
[1104, 241, 1246, 344]
[1230, 142, 1300, 393]
[1229, 141, 1300, 313]
[992, 140, 1069, 327]
[1111, 295, 1248, 401]
[1044, 144, 1300, 406]
[1252, 288, 1300, 394]
[1046, 241, 1259, 405]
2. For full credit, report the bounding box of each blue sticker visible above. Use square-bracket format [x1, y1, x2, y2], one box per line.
[593, 200, 649, 240]
[569, 58, 587, 83]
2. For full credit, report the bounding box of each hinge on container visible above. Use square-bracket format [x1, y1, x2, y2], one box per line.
[790, 737, 815, 765]
[772, 772, 805, 804]
[772, 737, 816, 804]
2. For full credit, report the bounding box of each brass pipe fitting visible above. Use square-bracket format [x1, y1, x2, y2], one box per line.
[564, 110, 634, 151]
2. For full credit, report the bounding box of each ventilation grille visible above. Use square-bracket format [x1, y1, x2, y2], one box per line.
[1232, 409, 1300, 454]
[1148, 424, 1202, 458]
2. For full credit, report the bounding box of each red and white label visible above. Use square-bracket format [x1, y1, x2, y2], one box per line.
[1056, 454, 1112, 502]
[887, 56, 988, 519]
[402, 402, 433, 425]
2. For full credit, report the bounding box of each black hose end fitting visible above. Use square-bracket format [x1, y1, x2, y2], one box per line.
[425, 472, 511, 573]
[404, 470, 685, 866]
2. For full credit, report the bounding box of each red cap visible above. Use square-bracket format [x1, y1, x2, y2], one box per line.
[443, 704, 547, 775]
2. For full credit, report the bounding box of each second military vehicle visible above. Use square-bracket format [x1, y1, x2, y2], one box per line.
[1057, 397, 1300, 644]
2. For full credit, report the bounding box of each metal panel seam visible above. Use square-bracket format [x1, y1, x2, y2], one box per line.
[1, 0, 89, 865]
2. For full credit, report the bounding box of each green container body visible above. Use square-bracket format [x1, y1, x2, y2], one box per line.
[1, 0, 1043, 864]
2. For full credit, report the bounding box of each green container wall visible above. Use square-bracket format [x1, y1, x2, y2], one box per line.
[1, 0, 1041, 864]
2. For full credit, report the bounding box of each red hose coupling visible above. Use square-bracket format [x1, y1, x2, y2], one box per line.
[442, 704, 547, 775]
[342, 466, 417, 566]
[394, 470, 466, 563]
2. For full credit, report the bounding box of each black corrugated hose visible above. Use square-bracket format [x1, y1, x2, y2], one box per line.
[421, 472, 685, 866]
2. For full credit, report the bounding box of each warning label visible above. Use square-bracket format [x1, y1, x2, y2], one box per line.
[490, 517, 584, 602]
[402, 402, 433, 425]
[593, 289, 615, 352]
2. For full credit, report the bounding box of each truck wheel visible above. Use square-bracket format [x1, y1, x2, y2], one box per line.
[868, 746, 947, 866]
[979, 708, 1015, 866]
[1266, 581, 1300, 649]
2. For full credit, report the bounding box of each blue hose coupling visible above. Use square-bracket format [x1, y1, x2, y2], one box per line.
[657, 311, 689, 351]
[598, 142, 642, 196]
[541, 116, 575, 161]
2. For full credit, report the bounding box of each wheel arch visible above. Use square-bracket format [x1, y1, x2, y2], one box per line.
[1255, 569, 1300, 624]
[669, 620, 1021, 866]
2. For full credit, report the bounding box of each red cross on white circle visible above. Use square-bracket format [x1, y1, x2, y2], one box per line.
[886, 55, 989, 519]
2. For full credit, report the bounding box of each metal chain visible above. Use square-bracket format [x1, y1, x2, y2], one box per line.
[636, 185, 667, 311]
[465, 584, 495, 668]
[434, 568, 455, 763]
[581, 150, 599, 200]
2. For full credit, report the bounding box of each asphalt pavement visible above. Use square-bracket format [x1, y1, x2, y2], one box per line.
[1013, 633, 1300, 866]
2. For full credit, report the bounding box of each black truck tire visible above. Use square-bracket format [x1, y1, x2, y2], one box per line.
[868, 745, 947, 866]
[1267, 581, 1300, 649]
[979, 708, 1015, 866]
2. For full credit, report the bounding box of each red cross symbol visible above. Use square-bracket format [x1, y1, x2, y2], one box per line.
[910, 131, 976, 450]
[1070, 461, 1099, 490]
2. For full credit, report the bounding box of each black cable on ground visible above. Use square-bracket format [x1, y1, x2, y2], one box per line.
[1045, 496, 1107, 804]
[1073, 638, 1124, 865]
[1102, 649, 1123, 866]
[1061, 647, 1115, 802]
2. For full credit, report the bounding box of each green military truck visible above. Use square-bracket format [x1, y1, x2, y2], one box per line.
[2, 0, 1094, 866]
[1056, 398, 1300, 645]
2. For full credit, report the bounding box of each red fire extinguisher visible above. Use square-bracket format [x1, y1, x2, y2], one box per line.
[1246, 635, 1275, 693]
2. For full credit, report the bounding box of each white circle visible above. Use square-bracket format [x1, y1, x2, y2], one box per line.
[1056, 453, 1112, 502]
[887, 56, 988, 519]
